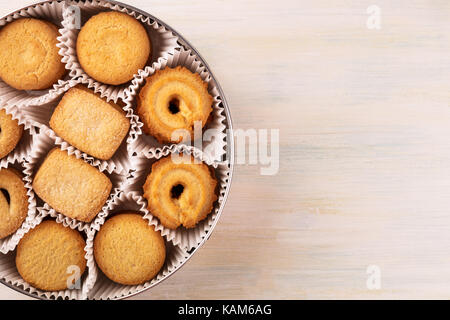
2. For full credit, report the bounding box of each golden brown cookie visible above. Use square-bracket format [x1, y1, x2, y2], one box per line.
[32, 148, 112, 222]
[94, 213, 166, 285]
[0, 109, 23, 159]
[0, 18, 65, 90]
[16, 220, 87, 291]
[143, 155, 217, 229]
[77, 11, 151, 85]
[49, 85, 130, 160]
[0, 168, 28, 239]
[137, 66, 213, 144]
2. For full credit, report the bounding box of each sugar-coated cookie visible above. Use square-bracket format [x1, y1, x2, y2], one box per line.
[0, 18, 65, 90]
[94, 213, 166, 285]
[49, 85, 130, 160]
[143, 155, 217, 229]
[32, 148, 112, 222]
[16, 220, 87, 291]
[0, 109, 23, 159]
[0, 168, 28, 239]
[77, 11, 151, 85]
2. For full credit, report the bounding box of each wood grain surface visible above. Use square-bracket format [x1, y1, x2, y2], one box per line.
[1, 0, 450, 299]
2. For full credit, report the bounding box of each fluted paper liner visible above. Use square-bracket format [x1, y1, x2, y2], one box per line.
[0, 115, 35, 168]
[0, 151, 38, 254]
[0, 1, 74, 107]
[125, 48, 228, 163]
[126, 143, 230, 251]
[0, 212, 96, 300]
[59, 0, 180, 103]
[86, 191, 189, 299]
[0, 0, 232, 300]
[27, 130, 128, 233]
[17, 84, 137, 175]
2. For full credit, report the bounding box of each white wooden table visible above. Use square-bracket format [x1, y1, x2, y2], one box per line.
[1, 0, 450, 299]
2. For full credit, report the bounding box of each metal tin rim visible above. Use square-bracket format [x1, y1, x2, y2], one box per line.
[0, 0, 235, 300]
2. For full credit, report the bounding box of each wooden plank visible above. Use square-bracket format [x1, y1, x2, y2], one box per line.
[0, 0, 449, 299]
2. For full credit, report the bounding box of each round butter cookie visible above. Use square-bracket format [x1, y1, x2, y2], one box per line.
[137, 66, 213, 143]
[94, 213, 165, 285]
[77, 11, 151, 85]
[143, 155, 217, 229]
[0, 109, 23, 159]
[16, 220, 87, 291]
[0, 168, 28, 239]
[0, 18, 65, 90]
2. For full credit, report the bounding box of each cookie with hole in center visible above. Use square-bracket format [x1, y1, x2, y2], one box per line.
[94, 213, 166, 285]
[0, 109, 23, 159]
[0, 168, 28, 239]
[16, 220, 87, 291]
[137, 66, 214, 144]
[143, 155, 217, 229]
[0, 18, 66, 90]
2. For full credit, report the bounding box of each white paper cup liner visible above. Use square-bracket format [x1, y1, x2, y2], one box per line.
[17, 83, 137, 175]
[86, 191, 189, 300]
[125, 143, 230, 251]
[0, 114, 35, 168]
[27, 130, 128, 233]
[0, 212, 96, 300]
[59, 0, 180, 103]
[0, 1, 75, 107]
[8, 78, 81, 128]
[125, 48, 228, 163]
[0, 157, 38, 254]
[0, 0, 232, 300]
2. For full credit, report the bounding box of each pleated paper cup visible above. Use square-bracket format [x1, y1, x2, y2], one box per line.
[0, 1, 74, 107]
[126, 143, 230, 251]
[0, 0, 233, 300]
[26, 130, 128, 233]
[17, 83, 137, 175]
[0, 155, 37, 254]
[59, 0, 180, 103]
[125, 48, 228, 164]
[86, 191, 189, 300]
[0, 212, 96, 300]
[0, 112, 35, 168]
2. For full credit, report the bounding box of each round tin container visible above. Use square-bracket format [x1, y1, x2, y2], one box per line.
[0, 0, 234, 300]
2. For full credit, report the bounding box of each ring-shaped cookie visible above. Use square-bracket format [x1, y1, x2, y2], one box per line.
[137, 66, 214, 144]
[143, 155, 217, 229]
[0, 168, 28, 239]
[0, 109, 23, 159]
